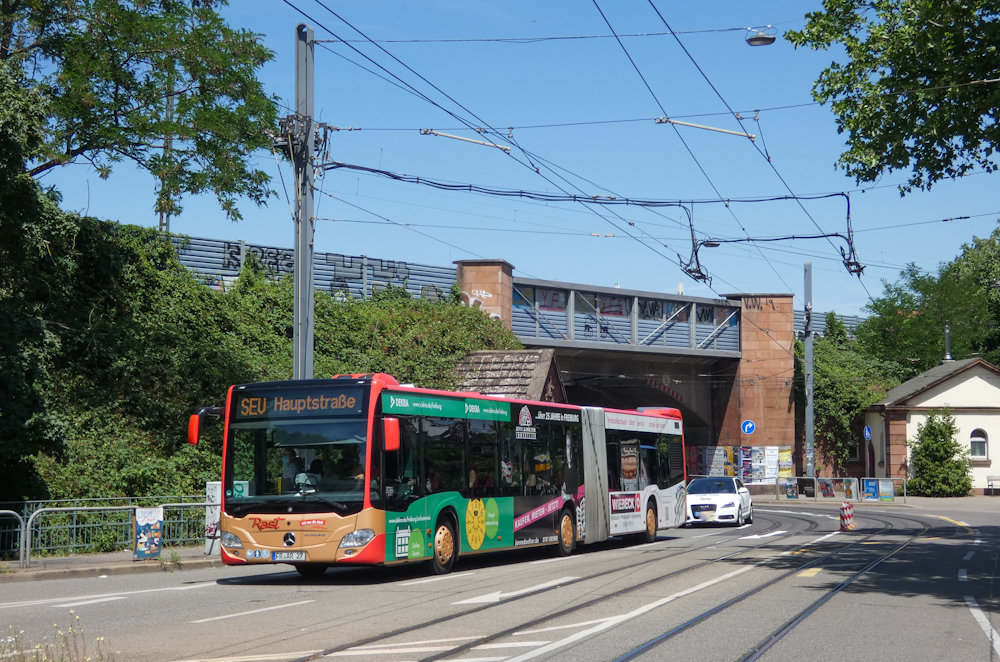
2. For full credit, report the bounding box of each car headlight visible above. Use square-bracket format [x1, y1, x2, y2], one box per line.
[722, 501, 735, 508]
[339, 529, 376, 548]
[220, 531, 244, 549]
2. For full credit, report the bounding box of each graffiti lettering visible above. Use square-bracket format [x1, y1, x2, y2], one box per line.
[638, 299, 664, 320]
[696, 306, 715, 324]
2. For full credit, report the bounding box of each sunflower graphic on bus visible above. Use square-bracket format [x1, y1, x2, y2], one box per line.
[466, 498, 486, 550]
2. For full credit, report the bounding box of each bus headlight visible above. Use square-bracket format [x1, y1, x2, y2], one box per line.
[339, 529, 375, 548]
[220, 532, 244, 549]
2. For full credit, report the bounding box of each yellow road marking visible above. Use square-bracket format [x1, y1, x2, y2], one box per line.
[926, 515, 975, 536]
[797, 568, 822, 577]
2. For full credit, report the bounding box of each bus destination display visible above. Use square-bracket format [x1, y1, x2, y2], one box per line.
[233, 387, 365, 420]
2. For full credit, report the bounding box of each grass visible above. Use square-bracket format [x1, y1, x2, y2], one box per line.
[2, 613, 115, 662]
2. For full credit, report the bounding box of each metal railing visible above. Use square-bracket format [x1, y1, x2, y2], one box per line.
[22, 501, 217, 568]
[0, 495, 207, 560]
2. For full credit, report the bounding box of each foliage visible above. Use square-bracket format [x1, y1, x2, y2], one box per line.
[1, 0, 278, 220]
[798, 312, 906, 472]
[5, 207, 518, 501]
[907, 410, 972, 496]
[786, 0, 1000, 193]
[856, 262, 993, 377]
[2, 615, 114, 662]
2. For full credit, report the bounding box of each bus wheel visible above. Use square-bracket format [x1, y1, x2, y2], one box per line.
[294, 564, 327, 579]
[432, 518, 456, 574]
[638, 502, 657, 544]
[557, 509, 575, 556]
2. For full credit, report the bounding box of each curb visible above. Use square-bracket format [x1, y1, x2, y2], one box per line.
[0, 557, 226, 583]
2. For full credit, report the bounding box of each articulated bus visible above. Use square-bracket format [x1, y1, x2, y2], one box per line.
[188, 374, 687, 576]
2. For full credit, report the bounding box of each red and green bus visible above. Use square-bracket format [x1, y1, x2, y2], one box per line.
[189, 374, 687, 577]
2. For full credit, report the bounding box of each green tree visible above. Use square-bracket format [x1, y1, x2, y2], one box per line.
[908, 410, 972, 496]
[1, 0, 278, 219]
[786, 0, 1000, 193]
[799, 312, 906, 472]
[856, 263, 993, 377]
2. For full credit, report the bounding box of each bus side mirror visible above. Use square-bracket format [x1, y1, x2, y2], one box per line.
[383, 417, 400, 452]
[188, 407, 223, 445]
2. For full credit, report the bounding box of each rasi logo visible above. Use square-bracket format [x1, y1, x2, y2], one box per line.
[518, 406, 533, 427]
[250, 517, 285, 531]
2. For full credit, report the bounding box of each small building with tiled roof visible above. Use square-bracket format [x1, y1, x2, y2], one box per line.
[864, 358, 1000, 493]
[454, 349, 567, 403]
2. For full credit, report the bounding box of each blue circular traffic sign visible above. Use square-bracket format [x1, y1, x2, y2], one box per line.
[741, 420, 756, 435]
[863, 425, 872, 441]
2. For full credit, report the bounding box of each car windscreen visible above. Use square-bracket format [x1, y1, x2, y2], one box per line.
[687, 478, 736, 494]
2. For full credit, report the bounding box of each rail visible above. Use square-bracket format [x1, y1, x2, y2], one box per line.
[23, 502, 218, 569]
[0, 511, 25, 568]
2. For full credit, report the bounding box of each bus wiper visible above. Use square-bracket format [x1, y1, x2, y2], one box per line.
[297, 493, 349, 511]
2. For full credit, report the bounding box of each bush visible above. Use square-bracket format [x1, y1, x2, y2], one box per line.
[907, 410, 972, 497]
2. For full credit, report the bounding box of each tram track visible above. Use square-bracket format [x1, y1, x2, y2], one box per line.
[286, 513, 817, 662]
[608, 511, 932, 662]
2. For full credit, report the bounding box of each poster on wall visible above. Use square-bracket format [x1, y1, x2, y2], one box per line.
[819, 478, 835, 498]
[878, 479, 895, 502]
[778, 448, 793, 478]
[862, 478, 879, 501]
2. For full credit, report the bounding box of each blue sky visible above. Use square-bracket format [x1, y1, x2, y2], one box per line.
[39, 1, 999, 316]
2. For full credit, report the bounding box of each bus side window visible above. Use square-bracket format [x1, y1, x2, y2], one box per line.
[467, 419, 498, 499]
[525, 423, 554, 496]
[498, 423, 522, 497]
[423, 417, 465, 495]
[606, 432, 622, 491]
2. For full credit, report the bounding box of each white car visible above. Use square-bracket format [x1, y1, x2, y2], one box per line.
[685, 477, 753, 526]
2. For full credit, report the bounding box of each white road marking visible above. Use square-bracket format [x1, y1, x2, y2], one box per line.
[399, 572, 475, 586]
[959, 521, 970, 527]
[966, 596, 1000, 656]
[976, 539, 983, 545]
[530, 556, 582, 564]
[503, 565, 758, 662]
[350, 637, 479, 650]
[52, 596, 127, 608]
[741, 531, 787, 540]
[190, 600, 314, 624]
[453, 577, 579, 604]
[515, 617, 614, 635]
[756, 509, 839, 520]
[174, 652, 321, 662]
[959, 569, 969, 582]
[0, 581, 216, 610]
[964, 552, 975, 561]
[327, 641, 549, 656]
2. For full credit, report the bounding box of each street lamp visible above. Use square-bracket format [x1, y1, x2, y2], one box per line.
[746, 27, 777, 47]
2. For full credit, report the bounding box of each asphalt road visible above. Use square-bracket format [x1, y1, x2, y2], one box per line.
[2, 503, 997, 662]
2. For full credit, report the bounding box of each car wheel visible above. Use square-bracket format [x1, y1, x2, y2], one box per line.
[637, 501, 657, 544]
[431, 517, 457, 575]
[294, 564, 327, 579]
[557, 508, 575, 556]
[735, 506, 745, 527]
[747, 504, 753, 524]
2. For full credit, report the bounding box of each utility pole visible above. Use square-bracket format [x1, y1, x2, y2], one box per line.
[290, 24, 315, 380]
[804, 261, 814, 477]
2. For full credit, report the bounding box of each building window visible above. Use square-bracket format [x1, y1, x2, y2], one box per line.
[971, 429, 988, 459]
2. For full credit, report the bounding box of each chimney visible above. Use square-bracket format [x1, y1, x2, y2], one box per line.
[943, 324, 953, 362]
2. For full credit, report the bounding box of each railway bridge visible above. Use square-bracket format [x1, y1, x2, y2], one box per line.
[177, 237, 861, 457]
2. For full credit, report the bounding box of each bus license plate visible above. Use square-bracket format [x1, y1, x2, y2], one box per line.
[272, 551, 305, 561]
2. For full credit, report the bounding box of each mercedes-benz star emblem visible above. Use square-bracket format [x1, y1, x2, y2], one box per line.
[283, 532, 295, 547]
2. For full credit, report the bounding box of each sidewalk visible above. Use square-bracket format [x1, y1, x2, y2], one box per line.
[0, 546, 225, 583]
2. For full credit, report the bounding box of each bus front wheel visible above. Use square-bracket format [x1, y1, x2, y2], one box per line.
[432, 518, 457, 574]
[557, 509, 575, 556]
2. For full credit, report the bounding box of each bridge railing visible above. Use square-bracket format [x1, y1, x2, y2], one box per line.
[511, 279, 741, 355]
